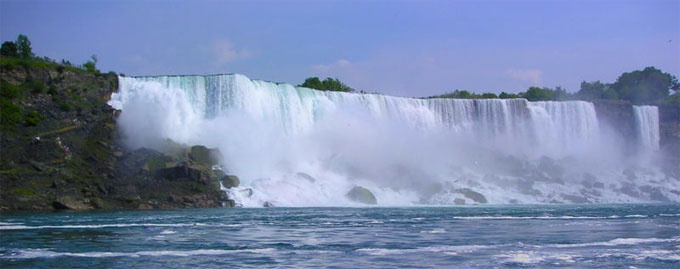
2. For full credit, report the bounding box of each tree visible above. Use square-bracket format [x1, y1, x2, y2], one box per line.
[611, 67, 679, 104]
[299, 77, 354, 92]
[520, 87, 555, 101]
[83, 54, 99, 73]
[0, 41, 18, 57]
[299, 77, 323, 90]
[499, 92, 519, 99]
[480, 93, 498, 99]
[576, 81, 616, 100]
[16, 34, 33, 59]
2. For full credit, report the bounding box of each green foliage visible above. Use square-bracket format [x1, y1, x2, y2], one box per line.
[16, 34, 33, 59]
[480, 93, 498, 99]
[0, 99, 23, 130]
[576, 81, 617, 100]
[83, 54, 100, 74]
[47, 85, 58, 95]
[11, 188, 37, 196]
[520, 87, 555, 101]
[299, 77, 354, 92]
[1, 41, 18, 57]
[145, 156, 169, 171]
[499, 92, 519, 99]
[24, 110, 43, 126]
[1, 81, 21, 99]
[663, 92, 680, 105]
[611, 67, 678, 104]
[23, 79, 46, 94]
[429, 90, 507, 99]
[59, 102, 72, 111]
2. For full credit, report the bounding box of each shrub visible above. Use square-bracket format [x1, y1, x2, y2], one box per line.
[0, 81, 21, 99]
[59, 102, 72, 111]
[24, 110, 42, 126]
[0, 99, 23, 129]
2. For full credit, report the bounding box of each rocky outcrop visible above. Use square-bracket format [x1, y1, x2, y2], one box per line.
[346, 186, 377, 204]
[0, 61, 120, 211]
[0, 61, 229, 211]
[455, 188, 487, 204]
[659, 105, 680, 178]
[221, 175, 240, 188]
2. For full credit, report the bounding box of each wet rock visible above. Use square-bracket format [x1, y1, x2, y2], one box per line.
[221, 175, 240, 188]
[453, 198, 466, 205]
[53, 196, 93, 210]
[561, 194, 590, 204]
[296, 172, 316, 183]
[455, 188, 487, 204]
[188, 145, 221, 165]
[346, 186, 377, 204]
[138, 204, 153, 210]
[263, 201, 274, 207]
[155, 165, 203, 181]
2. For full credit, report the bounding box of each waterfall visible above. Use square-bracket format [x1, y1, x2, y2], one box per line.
[633, 105, 660, 151]
[109, 73, 677, 206]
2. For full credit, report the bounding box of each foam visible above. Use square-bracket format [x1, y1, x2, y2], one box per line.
[0, 223, 229, 231]
[3, 248, 276, 259]
[549, 237, 680, 248]
[111, 74, 673, 206]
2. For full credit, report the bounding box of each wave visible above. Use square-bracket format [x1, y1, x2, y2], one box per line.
[0, 222, 242, 231]
[449, 214, 653, 220]
[2, 248, 275, 259]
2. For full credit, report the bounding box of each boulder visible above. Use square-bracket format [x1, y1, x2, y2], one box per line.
[296, 172, 316, 183]
[221, 175, 240, 188]
[346, 186, 377, 204]
[188, 145, 221, 165]
[455, 188, 487, 204]
[155, 165, 203, 181]
[53, 196, 93, 210]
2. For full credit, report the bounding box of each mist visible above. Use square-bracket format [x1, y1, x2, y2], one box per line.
[109, 74, 680, 206]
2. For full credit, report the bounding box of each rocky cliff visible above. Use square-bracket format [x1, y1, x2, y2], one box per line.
[0, 61, 230, 211]
[659, 105, 680, 178]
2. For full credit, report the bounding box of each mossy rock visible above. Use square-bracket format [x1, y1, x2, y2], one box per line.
[188, 145, 221, 165]
[221, 175, 240, 188]
[346, 186, 377, 204]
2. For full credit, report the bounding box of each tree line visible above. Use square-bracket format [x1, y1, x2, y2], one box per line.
[300, 67, 679, 106]
[1, 34, 102, 75]
[428, 67, 679, 105]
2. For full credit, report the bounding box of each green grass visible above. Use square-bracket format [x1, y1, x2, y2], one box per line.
[11, 188, 37, 196]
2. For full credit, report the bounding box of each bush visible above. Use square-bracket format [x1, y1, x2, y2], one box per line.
[24, 110, 42, 126]
[59, 102, 72, 111]
[0, 99, 23, 129]
[0, 81, 21, 99]
[23, 80, 46, 94]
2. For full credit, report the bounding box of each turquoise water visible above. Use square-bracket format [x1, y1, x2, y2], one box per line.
[1, 204, 679, 268]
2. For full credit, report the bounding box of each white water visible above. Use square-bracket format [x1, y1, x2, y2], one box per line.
[109, 74, 678, 206]
[633, 105, 660, 152]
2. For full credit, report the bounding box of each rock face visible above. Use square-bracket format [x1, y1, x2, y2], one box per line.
[346, 186, 378, 205]
[659, 105, 680, 178]
[592, 100, 635, 151]
[0, 61, 229, 211]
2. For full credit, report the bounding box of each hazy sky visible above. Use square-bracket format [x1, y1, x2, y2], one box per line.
[1, 0, 678, 97]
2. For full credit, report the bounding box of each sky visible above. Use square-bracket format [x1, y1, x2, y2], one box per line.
[1, 0, 678, 97]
